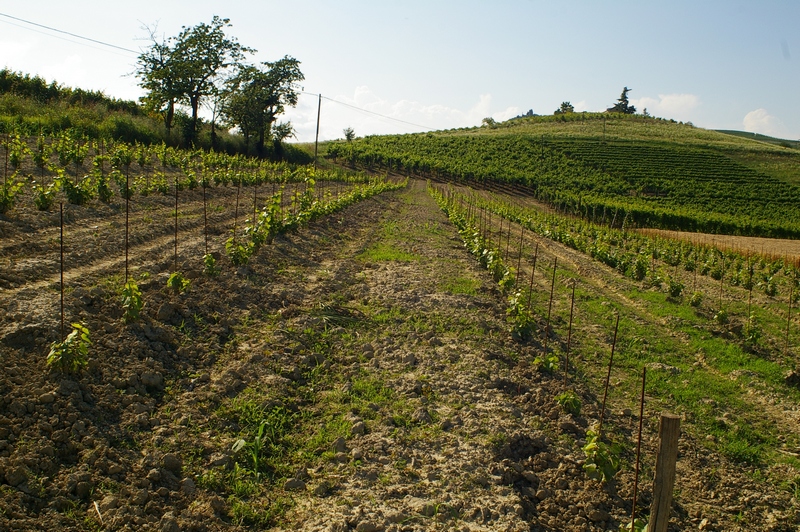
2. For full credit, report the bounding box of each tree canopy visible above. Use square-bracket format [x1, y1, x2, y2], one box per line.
[136, 16, 303, 149]
[607, 87, 636, 114]
[554, 101, 575, 115]
[220, 57, 304, 156]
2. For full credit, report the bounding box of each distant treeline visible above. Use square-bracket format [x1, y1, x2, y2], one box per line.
[0, 69, 311, 163]
[0, 69, 141, 115]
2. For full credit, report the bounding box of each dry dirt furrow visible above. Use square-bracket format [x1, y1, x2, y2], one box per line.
[0, 178, 797, 532]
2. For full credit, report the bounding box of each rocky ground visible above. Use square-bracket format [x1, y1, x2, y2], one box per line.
[0, 179, 798, 531]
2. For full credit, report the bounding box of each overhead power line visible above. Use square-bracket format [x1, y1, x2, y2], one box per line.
[0, 12, 139, 54]
[302, 91, 436, 132]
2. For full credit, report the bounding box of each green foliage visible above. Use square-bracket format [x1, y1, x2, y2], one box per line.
[507, 290, 535, 341]
[689, 291, 703, 307]
[121, 279, 143, 323]
[667, 276, 684, 298]
[226, 238, 253, 266]
[534, 353, 560, 373]
[136, 16, 255, 143]
[555, 390, 581, 416]
[713, 308, 729, 325]
[582, 428, 620, 482]
[632, 255, 648, 281]
[203, 253, 220, 276]
[166, 271, 190, 294]
[96, 173, 113, 203]
[32, 181, 55, 211]
[0, 173, 23, 214]
[230, 406, 295, 479]
[6, 132, 29, 169]
[221, 58, 304, 155]
[59, 174, 94, 205]
[32, 134, 51, 171]
[607, 86, 636, 114]
[47, 323, 90, 373]
[619, 518, 648, 532]
[743, 315, 762, 347]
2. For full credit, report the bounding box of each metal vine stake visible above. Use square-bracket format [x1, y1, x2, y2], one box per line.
[174, 173, 179, 271]
[527, 243, 539, 311]
[543, 257, 558, 353]
[631, 366, 647, 530]
[125, 167, 130, 283]
[60, 202, 65, 341]
[202, 169, 208, 255]
[564, 279, 576, 387]
[504, 216, 512, 261]
[599, 312, 620, 435]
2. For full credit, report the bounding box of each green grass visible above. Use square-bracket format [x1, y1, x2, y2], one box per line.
[358, 242, 420, 262]
[440, 276, 481, 295]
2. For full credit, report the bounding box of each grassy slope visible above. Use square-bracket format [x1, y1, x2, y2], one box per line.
[454, 114, 800, 185]
[327, 114, 800, 237]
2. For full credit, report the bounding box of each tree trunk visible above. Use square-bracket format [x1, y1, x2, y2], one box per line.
[189, 94, 200, 145]
[257, 129, 265, 158]
[165, 101, 175, 136]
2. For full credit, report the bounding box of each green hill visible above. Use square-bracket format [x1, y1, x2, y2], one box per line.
[0, 69, 308, 162]
[326, 113, 800, 238]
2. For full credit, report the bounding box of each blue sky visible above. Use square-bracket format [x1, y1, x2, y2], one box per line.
[1, 1, 798, 142]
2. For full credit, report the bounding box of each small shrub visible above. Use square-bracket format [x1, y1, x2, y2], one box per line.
[33, 182, 56, 211]
[121, 279, 143, 322]
[764, 280, 778, 297]
[47, 323, 90, 373]
[226, 238, 253, 266]
[166, 271, 190, 294]
[667, 277, 684, 299]
[203, 253, 220, 276]
[555, 390, 581, 416]
[713, 308, 728, 325]
[0, 174, 23, 214]
[689, 291, 703, 307]
[96, 174, 113, 203]
[582, 428, 620, 482]
[508, 290, 535, 340]
[534, 352, 560, 373]
[632, 255, 648, 281]
[618, 518, 648, 532]
[60, 175, 94, 205]
[743, 316, 761, 346]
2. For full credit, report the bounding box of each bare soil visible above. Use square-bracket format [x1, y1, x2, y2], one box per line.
[0, 179, 797, 531]
[636, 229, 800, 262]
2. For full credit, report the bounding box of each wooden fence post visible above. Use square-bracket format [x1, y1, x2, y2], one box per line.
[649, 413, 681, 532]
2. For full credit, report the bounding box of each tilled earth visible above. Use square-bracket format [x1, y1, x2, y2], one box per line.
[0, 179, 797, 531]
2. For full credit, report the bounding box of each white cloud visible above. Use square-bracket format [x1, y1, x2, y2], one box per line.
[630, 93, 699, 121]
[742, 108, 790, 138]
[285, 87, 518, 142]
[572, 100, 589, 113]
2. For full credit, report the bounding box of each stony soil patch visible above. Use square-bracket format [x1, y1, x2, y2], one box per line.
[0, 179, 798, 531]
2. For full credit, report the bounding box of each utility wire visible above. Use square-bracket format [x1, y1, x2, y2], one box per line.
[0, 12, 139, 54]
[302, 91, 436, 132]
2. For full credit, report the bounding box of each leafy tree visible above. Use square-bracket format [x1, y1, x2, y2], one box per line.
[221, 56, 304, 156]
[554, 101, 575, 114]
[136, 17, 254, 144]
[343, 127, 356, 141]
[607, 86, 636, 114]
[136, 26, 181, 135]
[481, 117, 498, 128]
